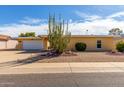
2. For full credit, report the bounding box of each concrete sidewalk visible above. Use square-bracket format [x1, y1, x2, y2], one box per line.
[0, 62, 124, 74]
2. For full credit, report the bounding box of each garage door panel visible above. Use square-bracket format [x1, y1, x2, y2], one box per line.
[0, 41, 6, 49]
[23, 40, 43, 50]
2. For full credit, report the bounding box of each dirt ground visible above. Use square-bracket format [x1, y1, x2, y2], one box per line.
[37, 52, 124, 62]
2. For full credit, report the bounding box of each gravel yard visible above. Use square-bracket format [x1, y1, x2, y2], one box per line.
[1, 51, 124, 63]
[37, 52, 124, 62]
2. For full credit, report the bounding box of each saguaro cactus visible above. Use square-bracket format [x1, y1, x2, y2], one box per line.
[48, 14, 71, 54]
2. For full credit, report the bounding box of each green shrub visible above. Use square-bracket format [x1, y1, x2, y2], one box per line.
[116, 41, 124, 52]
[75, 42, 86, 51]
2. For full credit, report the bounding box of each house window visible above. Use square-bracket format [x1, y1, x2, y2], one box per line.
[97, 40, 101, 48]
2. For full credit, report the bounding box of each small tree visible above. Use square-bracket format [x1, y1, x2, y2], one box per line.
[19, 33, 25, 37]
[48, 14, 71, 54]
[19, 32, 35, 37]
[109, 28, 123, 35]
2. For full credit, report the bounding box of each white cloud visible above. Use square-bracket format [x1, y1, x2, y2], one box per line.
[20, 17, 46, 25]
[75, 11, 102, 21]
[0, 23, 48, 37]
[0, 17, 124, 37]
[68, 18, 124, 35]
[107, 11, 124, 18]
[72, 11, 124, 35]
[2, 11, 124, 37]
[0, 17, 48, 37]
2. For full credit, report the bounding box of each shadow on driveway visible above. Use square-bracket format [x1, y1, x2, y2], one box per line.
[16, 50, 48, 54]
[0, 52, 55, 67]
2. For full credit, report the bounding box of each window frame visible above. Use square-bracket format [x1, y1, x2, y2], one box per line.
[97, 40, 102, 49]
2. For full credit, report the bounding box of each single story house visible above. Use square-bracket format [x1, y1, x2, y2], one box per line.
[16, 35, 123, 52]
[0, 34, 18, 50]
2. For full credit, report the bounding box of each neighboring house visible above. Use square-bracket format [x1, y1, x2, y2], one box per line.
[0, 35, 18, 50]
[17, 35, 123, 52]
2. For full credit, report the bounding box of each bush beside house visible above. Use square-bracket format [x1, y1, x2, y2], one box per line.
[116, 41, 124, 52]
[75, 42, 86, 51]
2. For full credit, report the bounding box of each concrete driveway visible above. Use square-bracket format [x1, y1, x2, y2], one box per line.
[0, 50, 40, 63]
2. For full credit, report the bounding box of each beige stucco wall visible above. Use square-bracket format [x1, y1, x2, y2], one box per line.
[43, 38, 49, 50]
[67, 37, 114, 51]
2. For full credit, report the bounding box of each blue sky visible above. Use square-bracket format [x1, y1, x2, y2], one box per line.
[0, 5, 124, 37]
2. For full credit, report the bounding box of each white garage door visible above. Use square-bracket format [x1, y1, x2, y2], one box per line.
[0, 41, 7, 49]
[23, 40, 43, 50]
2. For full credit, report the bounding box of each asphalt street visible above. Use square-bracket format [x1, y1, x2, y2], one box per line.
[0, 72, 124, 87]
